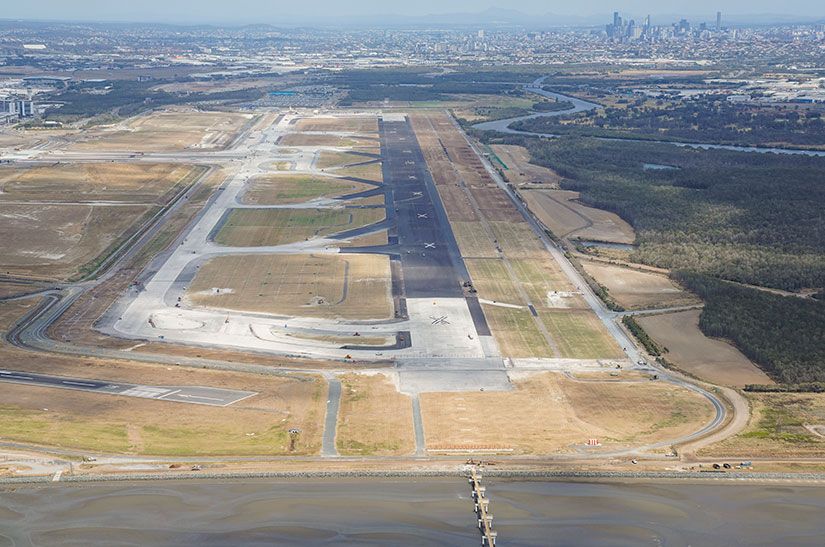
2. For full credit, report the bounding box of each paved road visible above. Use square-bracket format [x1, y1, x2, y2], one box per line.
[0, 369, 255, 407]
[322, 378, 342, 457]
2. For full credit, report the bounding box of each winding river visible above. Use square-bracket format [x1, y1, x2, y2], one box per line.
[474, 77, 825, 157]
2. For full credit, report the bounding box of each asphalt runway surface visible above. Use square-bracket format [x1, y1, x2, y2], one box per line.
[342, 117, 492, 336]
[0, 369, 255, 407]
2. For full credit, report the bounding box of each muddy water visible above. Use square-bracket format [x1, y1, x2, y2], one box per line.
[1, 478, 824, 546]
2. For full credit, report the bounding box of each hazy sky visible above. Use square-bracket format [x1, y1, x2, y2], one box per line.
[5, 1, 823, 23]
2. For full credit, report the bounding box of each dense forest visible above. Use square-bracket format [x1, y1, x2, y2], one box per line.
[480, 134, 825, 291]
[46, 80, 263, 120]
[511, 95, 825, 149]
[675, 273, 825, 383]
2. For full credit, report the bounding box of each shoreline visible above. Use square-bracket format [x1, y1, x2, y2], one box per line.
[4, 468, 825, 488]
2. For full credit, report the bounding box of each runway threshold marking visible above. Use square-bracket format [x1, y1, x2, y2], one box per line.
[0, 369, 256, 407]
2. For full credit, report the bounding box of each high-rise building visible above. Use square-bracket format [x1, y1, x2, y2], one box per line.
[716, 11, 722, 31]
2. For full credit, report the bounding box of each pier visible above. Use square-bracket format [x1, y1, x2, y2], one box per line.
[468, 467, 498, 546]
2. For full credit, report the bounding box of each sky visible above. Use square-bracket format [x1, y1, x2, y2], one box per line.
[5, 1, 823, 24]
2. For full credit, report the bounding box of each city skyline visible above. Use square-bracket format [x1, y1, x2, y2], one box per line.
[2, 2, 823, 26]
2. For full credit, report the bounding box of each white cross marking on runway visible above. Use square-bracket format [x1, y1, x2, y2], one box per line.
[417, 213, 428, 219]
[412, 191, 423, 197]
[424, 242, 436, 248]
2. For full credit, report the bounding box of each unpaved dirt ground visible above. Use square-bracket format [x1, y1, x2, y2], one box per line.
[336, 372, 415, 456]
[278, 133, 378, 150]
[0, 163, 194, 204]
[582, 261, 699, 310]
[0, 203, 150, 280]
[294, 117, 378, 133]
[0, 346, 326, 456]
[637, 309, 773, 387]
[521, 189, 635, 244]
[0, 128, 74, 151]
[0, 297, 39, 333]
[491, 144, 562, 187]
[214, 207, 385, 247]
[240, 174, 373, 206]
[68, 109, 252, 152]
[188, 253, 393, 320]
[420, 371, 713, 454]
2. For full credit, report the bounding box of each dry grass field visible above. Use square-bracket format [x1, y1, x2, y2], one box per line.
[336, 162, 383, 182]
[436, 186, 478, 221]
[278, 133, 378, 150]
[420, 371, 714, 454]
[214, 207, 385, 247]
[701, 392, 825, 458]
[521, 189, 635, 244]
[490, 144, 561, 187]
[0, 298, 39, 334]
[510, 258, 582, 307]
[637, 310, 773, 387]
[68, 109, 252, 152]
[0, 346, 326, 456]
[240, 174, 373, 205]
[540, 310, 624, 359]
[488, 221, 547, 259]
[316, 151, 375, 169]
[0, 282, 42, 299]
[481, 305, 554, 358]
[339, 229, 389, 247]
[451, 222, 498, 257]
[0, 163, 194, 204]
[294, 117, 378, 133]
[188, 253, 393, 320]
[0, 203, 149, 280]
[0, 129, 72, 151]
[470, 187, 524, 222]
[582, 261, 700, 310]
[336, 373, 415, 456]
[466, 258, 521, 305]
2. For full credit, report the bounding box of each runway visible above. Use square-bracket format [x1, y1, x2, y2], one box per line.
[0, 369, 255, 407]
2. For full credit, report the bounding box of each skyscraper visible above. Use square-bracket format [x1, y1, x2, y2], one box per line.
[716, 11, 722, 31]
